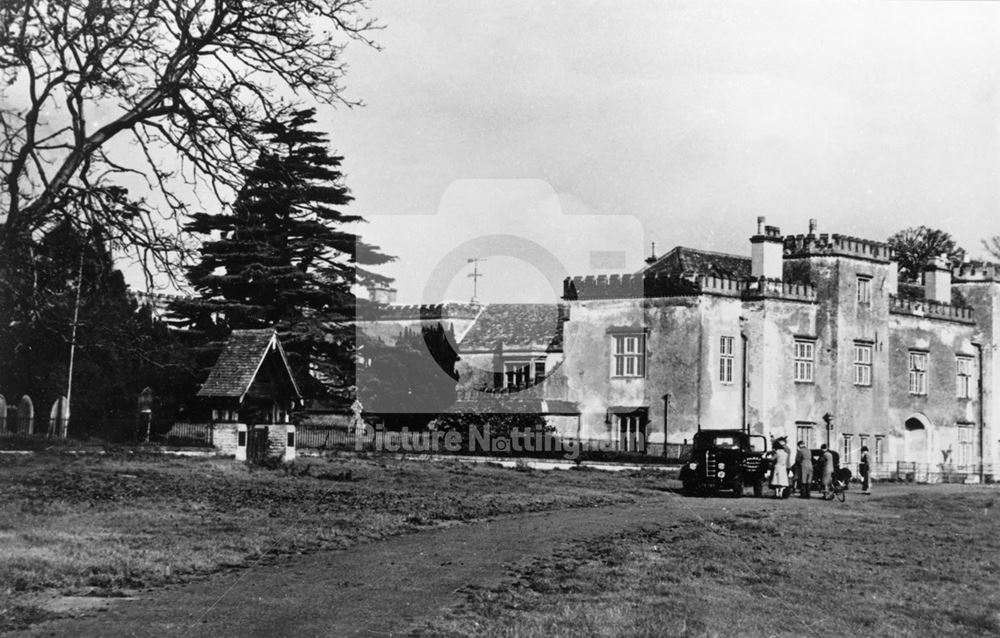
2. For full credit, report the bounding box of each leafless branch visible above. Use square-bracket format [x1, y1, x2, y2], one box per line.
[1, 0, 379, 284]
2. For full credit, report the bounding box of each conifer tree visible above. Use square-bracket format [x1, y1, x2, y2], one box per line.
[172, 108, 393, 399]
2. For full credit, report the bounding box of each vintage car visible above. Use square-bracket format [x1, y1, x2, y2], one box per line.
[679, 429, 769, 497]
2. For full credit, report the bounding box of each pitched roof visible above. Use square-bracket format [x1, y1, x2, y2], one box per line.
[641, 246, 751, 280]
[448, 396, 579, 415]
[458, 304, 565, 352]
[358, 302, 482, 321]
[198, 329, 302, 401]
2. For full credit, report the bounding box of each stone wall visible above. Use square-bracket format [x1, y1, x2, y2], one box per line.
[211, 422, 248, 460]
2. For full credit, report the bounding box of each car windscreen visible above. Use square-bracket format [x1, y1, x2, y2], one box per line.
[695, 435, 739, 450]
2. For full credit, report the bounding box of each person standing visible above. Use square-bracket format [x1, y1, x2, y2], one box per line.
[795, 440, 813, 499]
[770, 438, 791, 499]
[859, 445, 872, 495]
[819, 443, 834, 498]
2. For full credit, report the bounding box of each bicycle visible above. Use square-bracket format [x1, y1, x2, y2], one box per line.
[823, 468, 851, 502]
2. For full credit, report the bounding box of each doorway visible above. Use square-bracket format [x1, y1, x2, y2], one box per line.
[904, 414, 930, 464]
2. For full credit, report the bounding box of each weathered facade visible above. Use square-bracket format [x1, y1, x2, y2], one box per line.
[561, 218, 995, 478]
[360, 218, 1000, 477]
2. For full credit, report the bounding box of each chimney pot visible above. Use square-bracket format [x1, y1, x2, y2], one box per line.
[756, 216, 766, 235]
[808, 218, 817, 235]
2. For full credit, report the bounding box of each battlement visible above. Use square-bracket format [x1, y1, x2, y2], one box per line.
[952, 261, 1000, 283]
[360, 302, 482, 321]
[563, 273, 700, 300]
[742, 277, 818, 302]
[889, 295, 975, 324]
[563, 273, 816, 303]
[783, 233, 894, 263]
[697, 276, 745, 297]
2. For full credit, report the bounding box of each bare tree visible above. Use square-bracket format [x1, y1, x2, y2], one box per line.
[0, 0, 378, 281]
[982, 236, 1000, 263]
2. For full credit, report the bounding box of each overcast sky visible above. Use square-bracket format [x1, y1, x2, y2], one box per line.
[312, 0, 1000, 304]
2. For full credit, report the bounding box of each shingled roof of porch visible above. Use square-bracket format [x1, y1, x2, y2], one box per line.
[197, 329, 302, 403]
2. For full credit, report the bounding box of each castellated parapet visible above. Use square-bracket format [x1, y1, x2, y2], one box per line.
[563, 273, 699, 300]
[563, 273, 816, 303]
[783, 233, 895, 263]
[358, 302, 482, 321]
[741, 277, 818, 302]
[889, 295, 975, 324]
[953, 261, 1000, 283]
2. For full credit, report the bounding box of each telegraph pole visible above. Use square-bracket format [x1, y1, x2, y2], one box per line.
[467, 258, 485, 304]
[64, 250, 84, 439]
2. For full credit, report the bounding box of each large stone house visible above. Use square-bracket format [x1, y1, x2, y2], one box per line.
[362, 217, 999, 476]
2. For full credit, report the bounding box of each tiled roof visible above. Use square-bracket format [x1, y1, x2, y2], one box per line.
[448, 396, 579, 415]
[358, 302, 482, 321]
[198, 329, 300, 399]
[458, 304, 565, 352]
[642, 247, 751, 280]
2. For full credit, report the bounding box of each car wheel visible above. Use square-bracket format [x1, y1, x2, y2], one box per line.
[752, 481, 763, 498]
[731, 479, 743, 498]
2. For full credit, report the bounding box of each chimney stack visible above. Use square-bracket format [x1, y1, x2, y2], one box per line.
[750, 216, 783, 280]
[922, 253, 951, 304]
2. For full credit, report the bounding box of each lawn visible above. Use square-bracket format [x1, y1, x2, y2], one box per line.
[0, 450, 661, 632]
[414, 485, 1000, 638]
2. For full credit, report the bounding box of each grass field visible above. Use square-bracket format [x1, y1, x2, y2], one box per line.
[5, 453, 1000, 637]
[414, 485, 1000, 638]
[0, 451, 661, 632]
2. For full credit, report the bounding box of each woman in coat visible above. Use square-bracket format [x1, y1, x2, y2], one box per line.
[819, 444, 835, 497]
[769, 438, 791, 499]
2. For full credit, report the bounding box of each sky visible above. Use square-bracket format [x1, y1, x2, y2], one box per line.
[301, 0, 1000, 305]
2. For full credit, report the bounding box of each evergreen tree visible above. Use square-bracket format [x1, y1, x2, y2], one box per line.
[171, 108, 393, 400]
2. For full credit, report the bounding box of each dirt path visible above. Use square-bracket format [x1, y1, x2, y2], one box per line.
[10, 494, 712, 637]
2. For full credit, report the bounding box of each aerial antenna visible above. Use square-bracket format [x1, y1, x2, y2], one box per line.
[467, 257, 486, 304]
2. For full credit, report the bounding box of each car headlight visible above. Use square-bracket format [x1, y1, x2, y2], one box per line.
[717, 462, 726, 469]
[688, 462, 697, 470]
[717, 471, 726, 478]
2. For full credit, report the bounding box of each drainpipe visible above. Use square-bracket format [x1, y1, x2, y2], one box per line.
[741, 332, 749, 433]
[662, 393, 670, 458]
[973, 342, 985, 483]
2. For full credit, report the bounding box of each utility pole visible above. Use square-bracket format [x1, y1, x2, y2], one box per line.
[64, 250, 84, 439]
[467, 257, 485, 304]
